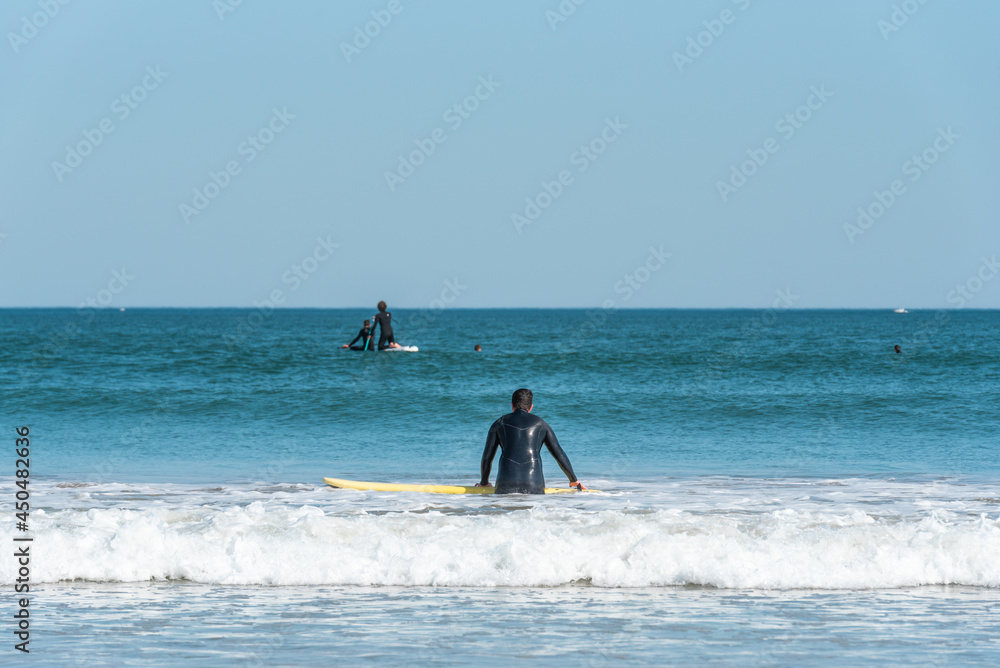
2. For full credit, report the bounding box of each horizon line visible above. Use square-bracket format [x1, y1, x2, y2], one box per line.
[1, 306, 995, 312]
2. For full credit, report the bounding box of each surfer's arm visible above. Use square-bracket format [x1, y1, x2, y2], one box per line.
[479, 421, 500, 485]
[543, 425, 580, 486]
[346, 329, 364, 347]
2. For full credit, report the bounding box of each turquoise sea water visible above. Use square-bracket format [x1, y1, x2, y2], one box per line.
[2, 309, 999, 665]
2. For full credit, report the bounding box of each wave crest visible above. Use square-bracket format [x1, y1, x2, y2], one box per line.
[4, 504, 1000, 589]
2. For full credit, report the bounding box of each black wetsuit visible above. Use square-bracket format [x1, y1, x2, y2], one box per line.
[346, 326, 373, 350]
[480, 409, 578, 494]
[372, 311, 394, 350]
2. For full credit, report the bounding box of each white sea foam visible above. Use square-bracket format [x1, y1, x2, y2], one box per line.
[4, 479, 1000, 589]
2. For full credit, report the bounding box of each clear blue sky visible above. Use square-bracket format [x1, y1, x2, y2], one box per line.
[1, 0, 998, 308]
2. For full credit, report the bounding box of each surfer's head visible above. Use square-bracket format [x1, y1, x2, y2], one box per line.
[894, 344, 901, 353]
[377, 301, 387, 312]
[364, 320, 370, 327]
[474, 344, 482, 352]
[511, 388, 533, 411]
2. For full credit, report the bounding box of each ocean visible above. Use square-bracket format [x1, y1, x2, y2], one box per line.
[2, 308, 999, 666]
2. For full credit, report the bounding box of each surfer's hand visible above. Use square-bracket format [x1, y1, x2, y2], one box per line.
[341, 344, 348, 348]
[475, 482, 490, 487]
[570, 481, 587, 491]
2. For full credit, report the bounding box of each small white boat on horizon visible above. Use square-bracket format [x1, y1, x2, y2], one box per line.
[893, 308, 908, 314]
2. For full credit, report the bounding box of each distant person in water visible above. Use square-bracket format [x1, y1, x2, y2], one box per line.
[474, 344, 482, 352]
[342, 320, 374, 350]
[477, 388, 586, 494]
[894, 345, 902, 354]
[372, 301, 401, 350]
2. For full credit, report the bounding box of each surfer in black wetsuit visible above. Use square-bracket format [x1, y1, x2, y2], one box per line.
[372, 301, 401, 350]
[477, 388, 586, 494]
[342, 320, 374, 350]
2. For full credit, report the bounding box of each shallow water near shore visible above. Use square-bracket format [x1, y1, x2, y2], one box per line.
[31, 582, 1000, 666]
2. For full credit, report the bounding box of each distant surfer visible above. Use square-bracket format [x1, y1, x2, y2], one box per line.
[477, 388, 586, 494]
[342, 320, 374, 350]
[894, 345, 901, 354]
[474, 344, 482, 352]
[372, 301, 402, 350]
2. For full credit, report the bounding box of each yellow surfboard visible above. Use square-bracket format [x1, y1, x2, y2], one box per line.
[322, 477, 592, 495]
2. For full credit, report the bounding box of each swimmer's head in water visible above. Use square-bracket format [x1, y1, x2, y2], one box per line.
[474, 344, 482, 352]
[377, 301, 387, 312]
[512, 388, 533, 411]
[894, 345, 901, 353]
